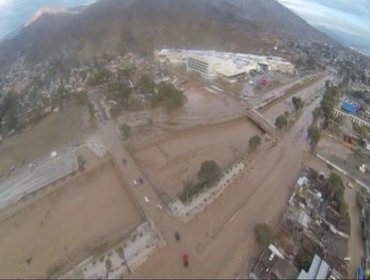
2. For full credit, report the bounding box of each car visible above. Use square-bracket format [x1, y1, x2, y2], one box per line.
[122, 158, 127, 164]
[182, 253, 189, 267]
[144, 196, 150, 203]
[133, 179, 138, 186]
[347, 182, 353, 189]
[138, 177, 143, 184]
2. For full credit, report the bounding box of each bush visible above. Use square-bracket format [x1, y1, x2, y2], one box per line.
[275, 113, 289, 129]
[152, 82, 186, 109]
[356, 191, 364, 209]
[119, 123, 131, 140]
[307, 125, 321, 149]
[295, 248, 313, 271]
[197, 160, 221, 186]
[249, 135, 261, 150]
[254, 223, 272, 247]
[292, 96, 304, 110]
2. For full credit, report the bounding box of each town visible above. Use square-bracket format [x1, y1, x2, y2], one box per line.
[1, 2, 370, 278]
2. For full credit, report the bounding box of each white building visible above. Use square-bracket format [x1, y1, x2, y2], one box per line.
[155, 49, 295, 81]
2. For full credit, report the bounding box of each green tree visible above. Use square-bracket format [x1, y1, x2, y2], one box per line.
[153, 82, 186, 109]
[307, 125, 321, 149]
[197, 160, 221, 186]
[119, 123, 131, 140]
[292, 96, 304, 110]
[356, 191, 364, 209]
[312, 107, 322, 122]
[327, 172, 343, 200]
[106, 81, 132, 108]
[254, 223, 272, 247]
[139, 74, 155, 95]
[249, 135, 261, 150]
[295, 248, 313, 271]
[275, 113, 288, 129]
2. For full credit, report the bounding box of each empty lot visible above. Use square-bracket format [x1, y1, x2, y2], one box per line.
[133, 118, 261, 201]
[0, 105, 92, 176]
[0, 160, 143, 278]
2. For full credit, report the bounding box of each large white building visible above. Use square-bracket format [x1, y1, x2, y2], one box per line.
[155, 49, 295, 81]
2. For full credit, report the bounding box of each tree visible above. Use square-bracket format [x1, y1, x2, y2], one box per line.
[292, 96, 304, 110]
[105, 259, 112, 279]
[312, 107, 322, 122]
[307, 125, 321, 149]
[249, 135, 261, 150]
[275, 113, 288, 129]
[106, 81, 131, 108]
[139, 74, 155, 95]
[295, 248, 313, 271]
[254, 223, 272, 247]
[356, 191, 364, 209]
[197, 160, 221, 186]
[153, 82, 186, 109]
[327, 172, 343, 200]
[119, 123, 131, 140]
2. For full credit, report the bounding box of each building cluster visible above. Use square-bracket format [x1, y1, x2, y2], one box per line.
[154, 49, 295, 82]
[250, 168, 350, 279]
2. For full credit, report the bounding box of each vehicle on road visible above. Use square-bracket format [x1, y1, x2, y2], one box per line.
[182, 253, 189, 267]
[175, 231, 180, 242]
[133, 179, 138, 186]
[347, 182, 353, 189]
[144, 196, 150, 203]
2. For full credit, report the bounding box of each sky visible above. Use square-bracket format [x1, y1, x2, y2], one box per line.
[0, 0, 95, 39]
[277, 0, 370, 50]
[0, 0, 370, 49]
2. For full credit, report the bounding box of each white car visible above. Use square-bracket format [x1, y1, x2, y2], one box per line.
[144, 196, 150, 203]
[347, 182, 353, 189]
[133, 179, 138, 186]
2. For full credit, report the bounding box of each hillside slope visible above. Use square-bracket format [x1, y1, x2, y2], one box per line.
[0, 0, 337, 64]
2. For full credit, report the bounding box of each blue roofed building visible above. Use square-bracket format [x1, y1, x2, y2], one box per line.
[341, 100, 359, 114]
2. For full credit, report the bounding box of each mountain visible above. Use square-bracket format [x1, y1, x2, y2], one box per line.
[0, 0, 337, 65]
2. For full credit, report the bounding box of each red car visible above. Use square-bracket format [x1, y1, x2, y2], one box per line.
[182, 253, 189, 267]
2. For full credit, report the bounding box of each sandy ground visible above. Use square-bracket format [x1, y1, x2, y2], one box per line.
[133, 118, 262, 200]
[179, 85, 242, 116]
[0, 105, 93, 176]
[0, 159, 143, 278]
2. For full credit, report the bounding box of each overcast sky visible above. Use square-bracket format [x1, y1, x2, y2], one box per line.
[0, 0, 94, 39]
[277, 0, 370, 49]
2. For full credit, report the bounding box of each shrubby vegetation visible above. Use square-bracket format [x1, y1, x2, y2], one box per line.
[249, 135, 261, 150]
[292, 96, 304, 110]
[326, 172, 348, 215]
[275, 112, 289, 129]
[254, 223, 272, 247]
[307, 125, 321, 149]
[119, 123, 131, 140]
[152, 82, 186, 109]
[0, 92, 18, 132]
[295, 248, 313, 271]
[178, 160, 221, 204]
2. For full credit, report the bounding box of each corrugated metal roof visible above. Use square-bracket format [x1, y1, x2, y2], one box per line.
[315, 260, 329, 280]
